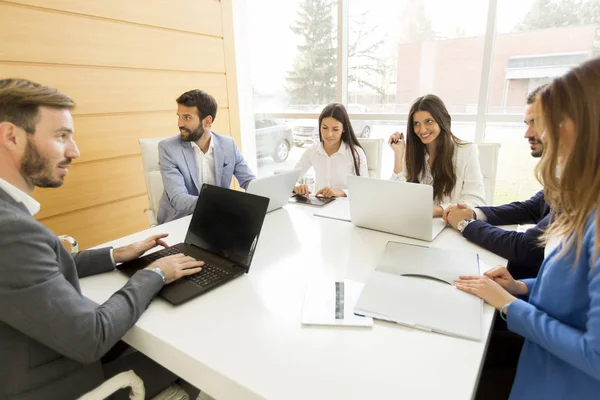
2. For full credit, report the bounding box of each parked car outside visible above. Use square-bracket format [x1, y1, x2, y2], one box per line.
[255, 118, 293, 162]
[292, 104, 372, 147]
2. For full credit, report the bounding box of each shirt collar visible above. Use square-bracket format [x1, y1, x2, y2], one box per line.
[317, 141, 348, 157]
[0, 178, 40, 215]
[191, 132, 214, 155]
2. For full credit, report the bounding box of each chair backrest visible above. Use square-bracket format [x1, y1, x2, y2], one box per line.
[358, 138, 384, 179]
[139, 138, 167, 226]
[477, 143, 501, 205]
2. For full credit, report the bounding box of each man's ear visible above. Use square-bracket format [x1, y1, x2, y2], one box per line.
[202, 115, 213, 129]
[0, 121, 20, 149]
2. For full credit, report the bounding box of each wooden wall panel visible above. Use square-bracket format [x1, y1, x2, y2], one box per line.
[33, 156, 146, 220]
[40, 195, 150, 250]
[0, 63, 228, 115]
[0, 4, 225, 72]
[1, 0, 241, 249]
[72, 109, 231, 163]
[2, 0, 223, 36]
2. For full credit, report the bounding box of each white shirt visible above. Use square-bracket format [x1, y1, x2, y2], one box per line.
[294, 141, 368, 190]
[0, 178, 40, 215]
[191, 133, 216, 187]
[390, 143, 486, 208]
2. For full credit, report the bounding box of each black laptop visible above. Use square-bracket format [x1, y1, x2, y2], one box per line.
[117, 184, 270, 305]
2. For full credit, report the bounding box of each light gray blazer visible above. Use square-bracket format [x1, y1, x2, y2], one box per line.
[0, 188, 164, 400]
[157, 132, 256, 224]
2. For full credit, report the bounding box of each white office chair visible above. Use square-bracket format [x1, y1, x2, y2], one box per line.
[358, 138, 384, 178]
[79, 370, 192, 400]
[79, 370, 145, 400]
[139, 138, 168, 227]
[477, 143, 501, 205]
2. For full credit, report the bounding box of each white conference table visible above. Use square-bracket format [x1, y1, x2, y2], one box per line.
[81, 202, 507, 400]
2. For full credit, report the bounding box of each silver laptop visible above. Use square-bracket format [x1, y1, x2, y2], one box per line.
[347, 176, 447, 241]
[246, 169, 301, 212]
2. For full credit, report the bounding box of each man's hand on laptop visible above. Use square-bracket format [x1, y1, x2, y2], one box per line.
[113, 233, 170, 263]
[145, 254, 204, 284]
[293, 184, 311, 196]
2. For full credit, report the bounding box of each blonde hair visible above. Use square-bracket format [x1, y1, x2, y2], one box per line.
[535, 57, 600, 262]
[0, 78, 75, 134]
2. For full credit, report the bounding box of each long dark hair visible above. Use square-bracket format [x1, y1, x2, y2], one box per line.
[318, 103, 365, 176]
[405, 94, 463, 201]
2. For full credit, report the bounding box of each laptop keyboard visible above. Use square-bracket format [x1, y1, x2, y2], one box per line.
[188, 264, 232, 287]
[145, 246, 183, 261]
[145, 247, 233, 288]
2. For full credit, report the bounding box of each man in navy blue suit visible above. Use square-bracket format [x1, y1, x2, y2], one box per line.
[444, 85, 549, 280]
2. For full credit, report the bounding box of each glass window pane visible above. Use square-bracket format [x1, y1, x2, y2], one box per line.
[485, 0, 599, 204]
[249, 0, 338, 114]
[249, 0, 338, 175]
[348, 0, 488, 112]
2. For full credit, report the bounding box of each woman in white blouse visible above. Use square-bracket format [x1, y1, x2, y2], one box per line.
[389, 94, 486, 217]
[293, 103, 368, 198]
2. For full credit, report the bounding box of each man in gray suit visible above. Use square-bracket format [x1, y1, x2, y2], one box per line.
[0, 79, 205, 399]
[157, 89, 256, 224]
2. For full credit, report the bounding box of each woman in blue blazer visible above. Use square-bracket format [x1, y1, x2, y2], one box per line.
[455, 57, 600, 399]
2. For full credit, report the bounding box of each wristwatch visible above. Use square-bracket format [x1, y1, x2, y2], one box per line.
[457, 219, 474, 233]
[150, 267, 166, 283]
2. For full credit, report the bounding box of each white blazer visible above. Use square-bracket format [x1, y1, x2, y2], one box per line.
[391, 143, 487, 208]
[295, 141, 368, 190]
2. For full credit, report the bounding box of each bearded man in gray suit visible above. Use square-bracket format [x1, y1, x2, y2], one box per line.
[0, 79, 205, 399]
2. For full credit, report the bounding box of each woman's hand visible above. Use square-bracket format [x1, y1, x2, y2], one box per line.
[293, 184, 311, 195]
[454, 275, 517, 311]
[484, 266, 529, 296]
[388, 132, 406, 154]
[433, 206, 444, 218]
[315, 187, 346, 198]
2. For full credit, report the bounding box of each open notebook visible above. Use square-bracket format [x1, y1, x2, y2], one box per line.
[354, 241, 482, 341]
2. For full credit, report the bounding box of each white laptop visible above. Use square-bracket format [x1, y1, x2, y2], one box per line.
[246, 170, 301, 212]
[347, 176, 446, 241]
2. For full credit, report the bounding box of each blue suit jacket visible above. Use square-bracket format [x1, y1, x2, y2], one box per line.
[462, 190, 551, 279]
[157, 133, 256, 224]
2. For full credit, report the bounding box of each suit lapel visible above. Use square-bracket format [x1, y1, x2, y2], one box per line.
[212, 133, 224, 186]
[181, 141, 200, 192]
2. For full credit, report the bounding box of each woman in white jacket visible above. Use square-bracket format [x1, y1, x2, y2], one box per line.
[389, 94, 486, 217]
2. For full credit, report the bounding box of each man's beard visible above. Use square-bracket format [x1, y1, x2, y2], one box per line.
[531, 139, 544, 158]
[20, 137, 70, 188]
[180, 125, 204, 142]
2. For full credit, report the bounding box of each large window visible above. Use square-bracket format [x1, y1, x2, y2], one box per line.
[246, 0, 600, 204]
[248, 0, 337, 180]
[485, 0, 599, 204]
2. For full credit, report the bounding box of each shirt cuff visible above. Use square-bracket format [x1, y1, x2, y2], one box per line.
[109, 247, 116, 267]
[521, 278, 536, 294]
[506, 298, 534, 336]
[474, 207, 487, 222]
[390, 172, 406, 182]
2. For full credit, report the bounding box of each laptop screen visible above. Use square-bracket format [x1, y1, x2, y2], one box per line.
[184, 184, 270, 270]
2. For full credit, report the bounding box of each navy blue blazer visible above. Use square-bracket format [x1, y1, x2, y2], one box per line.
[462, 190, 551, 279]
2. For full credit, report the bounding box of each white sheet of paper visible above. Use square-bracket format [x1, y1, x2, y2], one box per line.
[302, 279, 373, 327]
